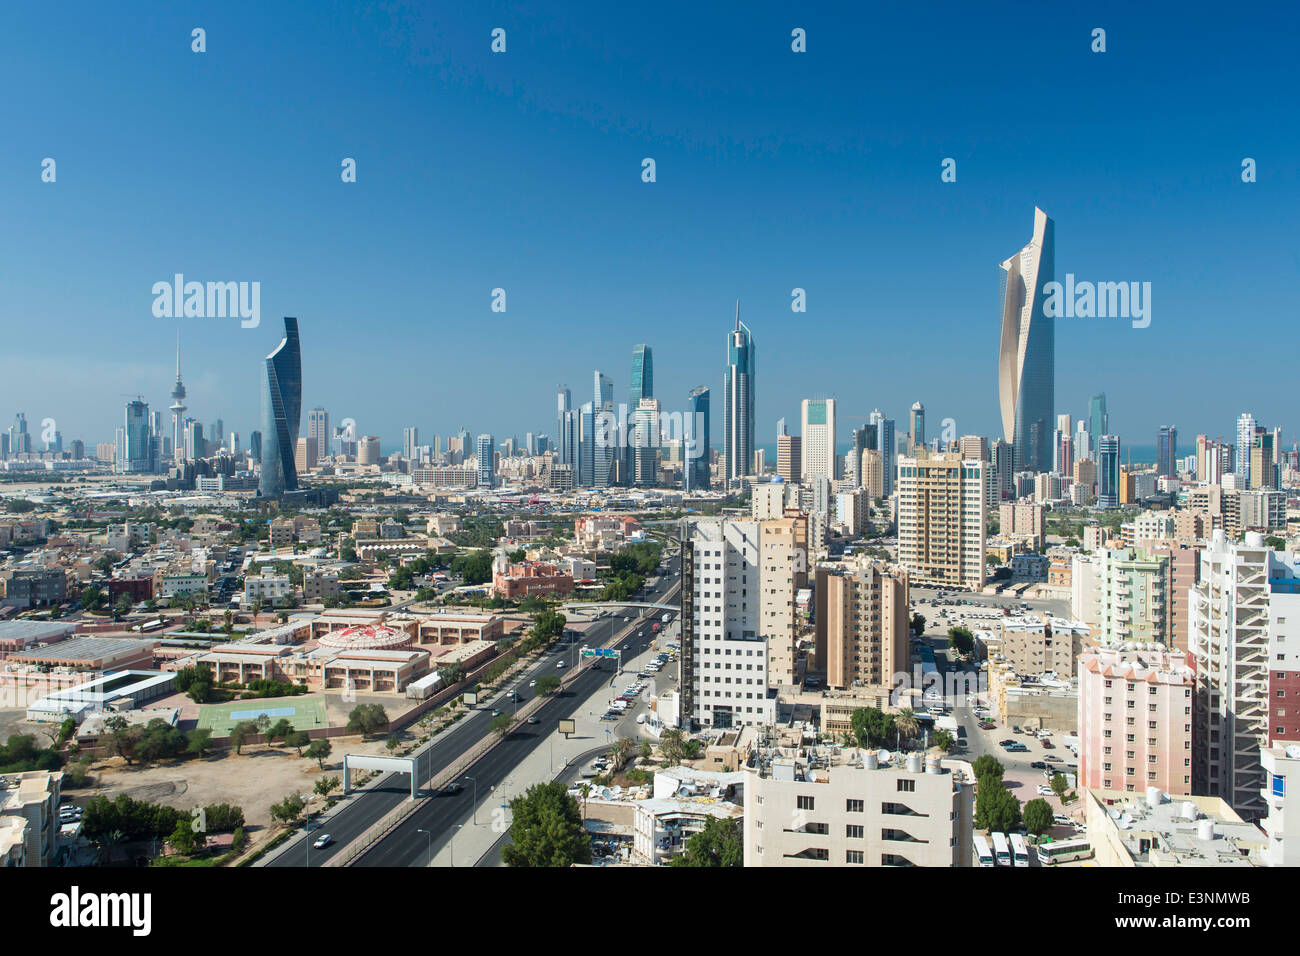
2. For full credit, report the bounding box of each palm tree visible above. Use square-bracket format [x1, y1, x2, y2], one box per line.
[660, 729, 686, 766]
[895, 708, 919, 749]
[98, 829, 125, 865]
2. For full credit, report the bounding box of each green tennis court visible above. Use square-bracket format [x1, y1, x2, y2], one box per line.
[195, 695, 328, 736]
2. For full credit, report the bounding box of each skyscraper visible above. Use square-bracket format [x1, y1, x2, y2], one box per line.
[121, 399, 152, 473]
[685, 386, 711, 493]
[403, 426, 420, 461]
[1088, 394, 1108, 455]
[259, 316, 302, 498]
[556, 385, 571, 464]
[800, 398, 837, 481]
[476, 433, 496, 488]
[1157, 425, 1178, 479]
[1236, 412, 1256, 486]
[1097, 435, 1121, 509]
[169, 332, 187, 466]
[633, 398, 660, 487]
[630, 345, 653, 405]
[307, 408, 330, 462]
[998, 207, 1055, 473]
[910, 402, 925, 454]
[723, 303, 755, 489]
[869, 410, 895, 498]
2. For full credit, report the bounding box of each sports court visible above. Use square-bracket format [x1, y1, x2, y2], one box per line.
[194, 695, 328, 736]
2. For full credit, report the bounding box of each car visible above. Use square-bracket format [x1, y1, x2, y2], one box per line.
[1041, 739, 1054, 748]
[443, 782, 464, 796]
[313, 834, 332, 849]
[1053, 814, 1073, 826]
[1037, 785, 1055, 796]
[491, 709, 501, 717]
[1012, 725, 1022, 734]
[1030, 761, 1048, 770]
[527, 716, 539, 724]
[528, 680, 536, 687]
[1045, 754, 1063, 762]
[556, 660, 566, 669]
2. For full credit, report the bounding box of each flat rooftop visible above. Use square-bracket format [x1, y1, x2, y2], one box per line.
[11, 636, 156, 663]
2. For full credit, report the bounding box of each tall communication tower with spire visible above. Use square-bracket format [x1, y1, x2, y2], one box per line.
[169, 331, 187, 465]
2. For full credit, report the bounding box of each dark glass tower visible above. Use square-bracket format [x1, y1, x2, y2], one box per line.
[260, 316, 302, 498]
[685, 385, 710, 492]
[723, 303, 755, 488]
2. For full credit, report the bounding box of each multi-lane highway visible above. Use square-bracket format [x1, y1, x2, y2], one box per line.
[266, 551, 679, 867]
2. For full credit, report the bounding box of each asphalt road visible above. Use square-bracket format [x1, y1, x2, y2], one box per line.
[267, 553, 680, 867]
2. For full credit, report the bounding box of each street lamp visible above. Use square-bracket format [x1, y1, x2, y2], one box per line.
[416, 827, 433, 867]
[450, 823, 463, 867]
[465, 775, 478, 824]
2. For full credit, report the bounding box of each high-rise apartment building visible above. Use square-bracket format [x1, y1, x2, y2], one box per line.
[402, 426, 420, 461]
[119, 399, 152, 473]
[679, 518, 776, 729]
[998, 207, 1055, 474]
[759, 515, 808, 690]
[294, 436, 318, 474]
[815, 557, 909, 690]
[259, 316, 302, 498]
[1190, 531, 1275, 819]
[723, 307, 755, 489]
[859, 448, 884, 499]
[896, 453, 986, 591]
[800, 398, 837, 481]
[307, 407, 330, 462]
[868, 411, 895, 498]
[476, 433, 496, 488]
[777, 435, 801, 484]
[1236, 413, 1256, 486]
[633, 398, 660, 487]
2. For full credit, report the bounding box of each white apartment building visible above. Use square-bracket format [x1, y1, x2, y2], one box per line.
[682, 519, 776, 729]
[1259, 741, 1300, 866]
[1190, 531, 1271, 818]
[896, 454, 986, 591]
[800, 398, 837, 482]
[244, 569, 294, 604]
[743, 750, 974, 867]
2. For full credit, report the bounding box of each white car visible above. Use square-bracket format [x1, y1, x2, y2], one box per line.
[528, 680, 536, 687]
[1037, 785, 1055, 797]
[313, 833, 332, 849]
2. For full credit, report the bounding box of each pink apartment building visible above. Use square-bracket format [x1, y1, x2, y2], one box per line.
[1078, 644, 1195, 796]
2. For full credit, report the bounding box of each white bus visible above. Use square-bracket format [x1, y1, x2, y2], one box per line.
[1037, 839, 1093, 865]
[1009, 832, 1030, 867]
[991, 831, 1011, 866]
[973, 834, 995, 867]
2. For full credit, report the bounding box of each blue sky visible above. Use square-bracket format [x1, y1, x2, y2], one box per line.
[2, 1, 1297, 456]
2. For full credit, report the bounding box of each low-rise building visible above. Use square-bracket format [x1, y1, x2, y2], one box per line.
[743, 748, 974, 867]
[1084, 787, 1264, 867]
[0, 770, 63, 867]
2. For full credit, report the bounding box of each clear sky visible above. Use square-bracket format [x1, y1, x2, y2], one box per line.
[2, 1, 1297, 455]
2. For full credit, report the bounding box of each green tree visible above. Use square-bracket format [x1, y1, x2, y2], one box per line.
[229, 721, 259, 755]
[264, 718, 294, 749]
[185, 728, 212, 758]
[1023, 797, 1054, 838]
[166, 817, 206, 856]
[894, 708, 919, 747]
[910, 612, 926, 635]
[346, 703, 388, 738]
[975, 778, 1022, 833]
[849, 707, 895, 748]
[534, 674, 561, 697]
[501, 781, 591, 867]
[306, 739, 332, 769]
[1050, 772, 1070, 801]
[490, 713, 513, 735]
[947, 626, 975, 657]
[933, 729, 955, 753]
[314, 775, 341, 798]
[972, 754, 1004, 784]
[670, 816, 743, 867]
[269, 794, 306, 826]
[112, 593, 133, 621]
[285, 730, 309, 756]
[659, 729, 686, 766]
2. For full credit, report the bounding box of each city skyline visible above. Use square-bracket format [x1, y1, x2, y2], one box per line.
[3, 4, 1296, 450]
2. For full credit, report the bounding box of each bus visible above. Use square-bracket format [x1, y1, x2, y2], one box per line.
[973, 834, 995, 867]
[1009, 832, 1030, 867]
[1037, 839, 1093, 865]
[991, 831, 1011, 867]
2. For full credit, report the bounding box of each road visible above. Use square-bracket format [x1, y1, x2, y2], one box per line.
[266, 552, 680, 867]
[353, 570, 677, 866]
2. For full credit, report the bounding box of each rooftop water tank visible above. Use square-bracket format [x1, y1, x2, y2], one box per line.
[926, 754, 942, 774]
[1146, 787, 1163, 808]
[1181, 801, 1198, 821]
[863, 751, 878, 770]
[1197, 818, 1215, 841]
[906, 753, 923, 774]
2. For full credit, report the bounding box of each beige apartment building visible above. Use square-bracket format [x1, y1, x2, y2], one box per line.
[760, 515, 808, 689]
[859, 448, 884, 500]
[896, 453, 986, 591]
[998, 501, 1046, 547]
[992, 615, 1090, 676]
[777, 435, 801, 484]
[0, 770, 63, 867]
[815, 558, 909, 690]
[744, 751, 974, 867]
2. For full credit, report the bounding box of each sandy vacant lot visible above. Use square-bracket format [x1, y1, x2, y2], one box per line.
[72, 726, 414, 838]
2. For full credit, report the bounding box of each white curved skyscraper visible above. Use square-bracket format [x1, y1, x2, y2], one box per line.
[998, 207, 1055, 474]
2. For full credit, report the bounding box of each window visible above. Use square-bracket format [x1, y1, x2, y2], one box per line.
[846, 850, 864, 864]
[797, 795, 815, 811]
[846, 824, 864, 839]
[846, 799, 864, 813]
[897, 780, 915, 793]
